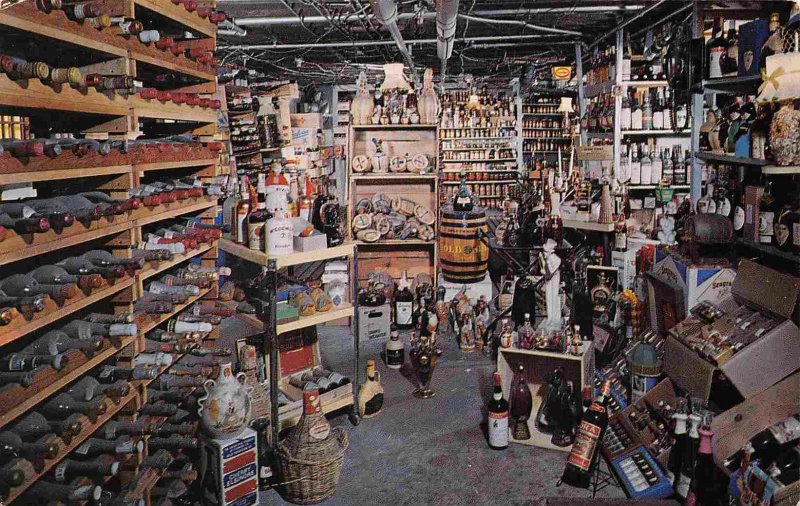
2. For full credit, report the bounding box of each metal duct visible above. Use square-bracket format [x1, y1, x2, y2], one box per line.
[217, 19, 247, 37]
[436, 0, 459, 60]
[457, 14, 582, 37]
[369, 0, 418, 84]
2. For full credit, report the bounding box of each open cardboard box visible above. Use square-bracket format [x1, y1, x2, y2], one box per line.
[665, 260, 800, 402]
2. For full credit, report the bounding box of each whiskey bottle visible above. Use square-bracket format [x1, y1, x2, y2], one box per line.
[27, 480, 102, 503]
[561, 380, 611, 488]
[53, 455, 120, 482]
[42, 394, 106, 423]
[487, 371, 509, 450]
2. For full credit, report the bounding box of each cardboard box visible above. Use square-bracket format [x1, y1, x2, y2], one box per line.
[743, 186, 763, 243]
[653, 247, 736, 309]
[358, 304, 391, 342]
[290, 113, 323, 129]
[664, 260, 800, 401]
[292, 233, 328, 252]
[201, 427, 259, 506]
[438, 274, 493, 305]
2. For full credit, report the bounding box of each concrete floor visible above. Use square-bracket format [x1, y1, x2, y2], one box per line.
[219, 318, 629, 505]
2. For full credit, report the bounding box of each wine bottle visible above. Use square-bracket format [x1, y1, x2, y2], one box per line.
[11, 412, 82, 444]
[724, 413, 800, 471]
[149, 281, 200, 297]
[134, 300, 174, 314]
[394, 271, 413, 330]
[0, 293, 46, 317]
[162, 464, 198, 481]
[25, 330, 103, 357]
[27, 480, 102, 503]
[0, 463, 25, 498]
[54, 455, 120, 482]
[148, 435, 200, 452]
[0, 212, 50, 235]
[134, 352, 173, 368]
[42, 393, 106, 423]
[167, 320, 212, 333]
[160, 274, 208, 288]
[63, 377, 129, 403]
[487, 371, 509, 450]
[0, 201, 73, 233]
[73, 437, 143, 457]
[509, 364, 533, 440]
[561, 380, 612, 488]
[29, 265, 102, 290]
[0, 352, 68, 372]
[768, 444, 800, 485]
[58, 256, 124, 279]
[669, 401, 689, 491]
[0, 306, 16, 325]
[81, 250, 144, 275]
[135, 241, 185, 255]
[188, 304, 234, 317]
[154, 374, 204, 390]
[144, 339, 194, 354]
[0, 371, 34, 387]
[60, 320, 137, 342]
[677, 410, 702, 499]
[149, 328, 202, 343]
[140, 449, 174, 470]
[0, 431, 59, 461]
[686, 415, 723, 505]
[154, 423, 196, 437]
[103, 419, 158, 439]
[86, 312, 133, 324]
[0, 274, 75, 302]
[131, 248, 172, 262]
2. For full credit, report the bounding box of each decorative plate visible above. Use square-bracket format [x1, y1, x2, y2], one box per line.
[375, 214, 391, 236]
[418, 224, 435, 241]
[355, 198, 374, 214]
[391, 197, 417, 217]
[414, 204, 436, 225]
[389, 156, 407, 173]
[409, 153, 429, 173]
[352, 154, 371, 173]
[352, 213, 373, 231]
[356, 229, 381, 242]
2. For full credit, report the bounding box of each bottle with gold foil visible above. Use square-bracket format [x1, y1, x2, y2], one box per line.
[561, 380, 611, 488]
[357, 360, 384, 418]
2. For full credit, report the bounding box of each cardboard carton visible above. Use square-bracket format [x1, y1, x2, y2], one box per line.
[653, 247, 736, 309]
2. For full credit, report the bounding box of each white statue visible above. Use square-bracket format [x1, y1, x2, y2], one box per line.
[539, 239, 562, 330]
[658, 214, 677, 244]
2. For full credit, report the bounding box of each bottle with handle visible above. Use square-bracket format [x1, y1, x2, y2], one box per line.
[63, 377, 130, 404]
[29, 264, 102, 290]
[53, 456, 119, 483]
[10, 412, 82, 445]
[0, 352, 69, 372]
[0, 273, 76, 302]
[58, 256, 125, 279]
[27, 480, 102, 503]
[41, 393, 106, 423]
[24, 330, 104, 357]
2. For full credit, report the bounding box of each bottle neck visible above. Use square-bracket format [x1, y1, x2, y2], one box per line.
[698, 428, 713, 455]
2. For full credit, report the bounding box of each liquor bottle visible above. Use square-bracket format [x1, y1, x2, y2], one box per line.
[0, 274, 75, 302]
[724, 413, 800, 471]
[73, 437, 143, 457]
[487, 371, 509, 450]
[642, 94, 653, 130]
[677, 409, 702, 499]
[620, 91, 632, 131]
[621, 32, 632, 81]
[630, 143, 641, 185]
[234, 180, 250, 244]
[1, 352, 68, 372]
[54, 455, 120, 482]
[652, 90, 664, 130]
[27, 481, 102, 503]
[25, 330, 103, 357]
[394, 271, 414, 330]
[509, 364, 533, 440]
[640, 145, 653, 186]
[357, 359, 384, 418]
[686, 415, 723, 505]
[631, 92, 643, 131]
[385, 328, 404, 369]
[669, 400, 689, 490]
[64, 377, 129, 404]
[453, 172, 476, 212]
[759, 13, 782, 73]
[0, 430, 59, 461]
[10, 412, 82, 444]
[42, 394, 106, 423]
[561, 380, 612, 488]
[707, 17, 726, 78]
[29, 265, 102, 290]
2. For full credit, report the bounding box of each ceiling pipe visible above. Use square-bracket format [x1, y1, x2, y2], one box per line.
[436, 0, 459, 85]
[587, 0, 668, 50]
[219, 34, 576, 50]
[217, 18, 247, 37]
[369, 0, 419, 85]
[232, 6, 644, 27]
[457, 14, 583, 37]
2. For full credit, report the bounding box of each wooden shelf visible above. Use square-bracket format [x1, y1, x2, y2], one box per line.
[522, 112, 562, 117]
[132, 196, 217, 227]
[138, 243, 215, 281]
[130, 48, 216, 83]
[131, 96, 218, 124]
[0, 74, 129, 117]
[133, 0, 216, 38]
[355, 239, 436, 246]
[583, 80, 614, 98]
[0, 336, 136, 430]
[4, 390, 139, 504]
[219, 238, 354, 269]
[442, 169, 519, 173]
[0, 278, 134, 347]
[134, 158, 217, 173]
[562, 219, 615, 232]
[500, 344, 590, 362]
[703, 75, 762, 95]
[628, 184, 690, 190]
[736, 238, 800, 265]
[351, 124, 437, 130]
[0, 163, 132, 186]
[442, 158, 516, 163]
[694, 151, 767, 166]
[277, 305, 354, 335]
[622, 129, 690, 136]
[135, 286, 213, 336]
[442, 179, 516, 184]
[349, 173, 438, 181]
[0, 220, 132, 267]
[762, 165, 800, 175]
[441, 147, 512, 152]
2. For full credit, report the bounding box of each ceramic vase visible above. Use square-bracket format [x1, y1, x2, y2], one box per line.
[417, 68, 440, 125]
[351, 71, 374, 126]
[198, 362, 252, 439]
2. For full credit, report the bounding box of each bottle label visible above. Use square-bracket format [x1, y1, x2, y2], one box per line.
[54, 461, 68, 481]
[75, 441, 91, 455]
[309, 421, 331, 441]
[568, 420, 603, 471]
[386, 348, 404, 367]
[769, 416, 800, 444]
[117, 21, 135, 34]
[615, 233, 627, 250]
[248, 221, 264, 251]
[488, 409, 509, 448]
[709, 48, 725, 78]
[395, 301, 413, 326]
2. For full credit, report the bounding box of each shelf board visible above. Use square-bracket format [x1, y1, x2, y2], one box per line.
[351, 124, 437, 130]
[522, 112, 562, 117]
[440, 136, 516, 141]
[135, 286, 213, 336]
[703, 75, 762, 95]
[736, 238, 800, 265]
[0, 220, 132, 267]
[138, 243, 215, 282]
[440, 147, 512, 152]
[694, 151, 767, 166]
[562, 219, 615, 232]
[355, 239, 436, 246]
[442, 169, 519, 173]
[499, 345, 588, 361]
[3, 390, 139, 504]
[129, 48, 216, 83]
[622, 129, 690, 136]
[622, 80, 669, 87]
[277, 304, 354, 335]
[131, 96, 218, 124]
[440, 127, 516, 131]
[443, 158, 517, 163]
[0, 278, 134, 347]
[521, 136, 571, 140]
[219, 238, 354, 269]
[628, 184, 690, 190]
[442, 179, 516, 184]
[134, 0, 217, 38]
[134, 158, 217, 172]
[0, 74, 129, 116]
[349, 173, 438, 181]
[0, 163, 132, 185]
[0, 336, 136, 430]
[260, 147, 283, 152]
[762, 165, 800, 175]
[132, 196, 217, 227]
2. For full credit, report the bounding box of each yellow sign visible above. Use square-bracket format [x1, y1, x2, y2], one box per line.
[551, 66, 572, 81]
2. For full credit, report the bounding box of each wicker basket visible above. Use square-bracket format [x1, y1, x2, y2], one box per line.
[277, 427, 349, 505]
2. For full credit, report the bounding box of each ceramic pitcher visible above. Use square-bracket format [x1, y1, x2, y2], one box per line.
[198, 362, 252, 439]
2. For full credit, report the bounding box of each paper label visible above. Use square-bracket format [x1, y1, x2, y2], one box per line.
[309, 422, 331, 441]
[568, 420, 603, 471]
[395, 301, 413, 326]
[488, 410, 509, 448]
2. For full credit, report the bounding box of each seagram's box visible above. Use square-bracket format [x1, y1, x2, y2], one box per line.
[652, 248, 736, 309]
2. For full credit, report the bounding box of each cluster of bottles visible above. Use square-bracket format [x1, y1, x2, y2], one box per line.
[287, 367, 351, 394]
[444, 183, 507, 201]
[521, 101, 560, 114]
[619, 143, 691, 186]
[522, 139, 567, 152]
[230, 116, 257, 146]
[442, 170, 516, 182]
[440, 139, 514, 150]
[441, 148, 515, 161]
[0, 115, 29, 141]
[441, 89, 516, 115]
[521, 127, 566, 140]
[439, 126, 516, 139]
[227, 95, 254, 113]
[521, 117, 560, 129]
[440, 107, 516, 130]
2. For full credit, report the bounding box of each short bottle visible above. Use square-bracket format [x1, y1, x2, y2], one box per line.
[385, 327, 404, 369]
[487, 372, 509, 450]
[357, 359, 384, 419]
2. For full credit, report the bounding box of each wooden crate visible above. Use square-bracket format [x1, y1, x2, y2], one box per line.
[356, 243, 437, 286]
[497, 342, 594, 451]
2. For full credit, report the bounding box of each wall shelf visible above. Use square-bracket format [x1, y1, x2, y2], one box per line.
[694, 151, 767, 166]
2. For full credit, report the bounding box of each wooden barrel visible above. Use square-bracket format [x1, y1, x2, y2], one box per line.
[439, 207, 489, 283]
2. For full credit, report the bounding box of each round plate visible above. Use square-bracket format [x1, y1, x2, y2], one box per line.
[418, 224, 435, 241]
[355, 198, 373, 214]
[733, 206, 745, 230]
[375, 214, 391, 235]
[352, 213, 373, 231]
[410, 153, 429, 173]
[356, 229, 381, 242]
[390, 156, 407, 173]
[352, 154, 371, 173]
[414, 205, 436, 225]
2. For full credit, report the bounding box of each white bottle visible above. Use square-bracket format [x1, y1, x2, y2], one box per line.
[385, 328, 404, 370]
[640, 146, 653, 185]
[167, 320, 213, 333]
[135, 352, 173, 367]
[651, 148, 663, 184]
[630, 144, 642, 185]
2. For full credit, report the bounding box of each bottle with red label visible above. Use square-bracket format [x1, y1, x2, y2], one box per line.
[560, 380, 611, 488]
[487, 372, 509, 450]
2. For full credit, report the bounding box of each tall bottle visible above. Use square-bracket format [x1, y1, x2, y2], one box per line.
[721, 20, 739, 76]
[620, 91, 632, 131]
[642, 94, 653, 130]
[27, 481, 102, 503]
[357, 359, 384, 419]
[453, 172, 475, 212]
[561, 380, 611, 488]
[393, 271, 414, 330]
[640, 145, 653, 186]
[685, 415, 723, 506]
[629, 144, 641, 185]
[631, 92, 643, 130]
[670, 400, 689, 491]
[234, 179, 250, 245]
[707, 17, 727, 78]
[509, 364, 533, 440]
[487, 371, 509, 450]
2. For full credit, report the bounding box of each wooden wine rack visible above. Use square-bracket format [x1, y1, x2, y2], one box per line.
[0, 1, 224, 502]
